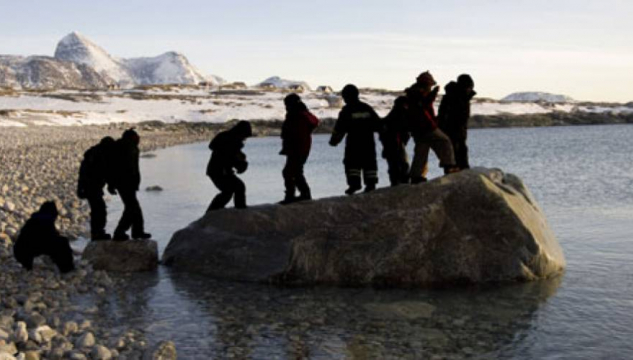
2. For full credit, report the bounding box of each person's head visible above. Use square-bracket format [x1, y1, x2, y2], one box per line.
[416, 71, 437, 93]
[457, 74, 475, 93]
[284, 93, 303, 111]
[233, 120, 252, 139]
[341, 84, 360, 104]
[99, 136, 115, 149]
[122, 128, 140, 145]
[38, 201, 58, 219]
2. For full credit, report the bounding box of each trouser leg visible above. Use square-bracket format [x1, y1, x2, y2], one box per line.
[232, 176, 247, 209]
[115, 190, 144, 235]
[398, 145, 411, 184]
[344, 157, 362, 190]
[386, 155, 400, 186]
[363, 157, 378, 188]
[410, 136, 431, 181]
[428, 129, 456, 169]
[453, 137, 470, 169]
[87, 195, 107, 236]
[208, 175, 235, 211]
[47, 236, 75, 273]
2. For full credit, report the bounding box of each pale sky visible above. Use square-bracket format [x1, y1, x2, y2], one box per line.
[1, 0, 632, 102]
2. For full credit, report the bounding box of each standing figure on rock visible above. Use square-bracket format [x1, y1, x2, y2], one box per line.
[279, 93, 320, 204]
[406, 71, 458, 184]
[13, 201, 75, 273]
[329, 84, 381, 195]
[206, 121, 252, 211]
[110, 129, 151, 241]
[438, 74, 476, 170]
[77, 136, 115, 241]
[380, 96, 411, 186]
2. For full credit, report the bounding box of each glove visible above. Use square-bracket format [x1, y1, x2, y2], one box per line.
[235, 161, 248, 174]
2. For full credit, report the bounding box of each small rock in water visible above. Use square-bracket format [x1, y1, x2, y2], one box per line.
[143, 340, 177, 360]
[145, 186, 163, 192]
[140, 153, 157, 159]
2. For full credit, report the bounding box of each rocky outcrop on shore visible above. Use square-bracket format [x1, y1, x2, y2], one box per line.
[163, 168, 566, 287]
[83, 240, 158, 272]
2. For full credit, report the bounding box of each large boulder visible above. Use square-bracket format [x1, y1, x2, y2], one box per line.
[162, 168, 565, 287]
[83, 239, 158, 272]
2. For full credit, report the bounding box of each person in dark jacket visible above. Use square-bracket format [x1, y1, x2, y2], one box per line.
[77, 136, 115, 240]
[380, 96, 411, 186]
[110, 129, 151, 241]
[13, 201, 75, 273]
[329, 84, 381, 195]
[406, 71, 458, 183]
[206, 121, 252, 211]
[280, 93, 320, 204]
[438, 74, 476, 170]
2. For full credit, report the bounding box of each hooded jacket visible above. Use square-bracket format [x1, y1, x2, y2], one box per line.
[110, 136, 141, 191]
[406, 86, 439, 136]
[77, 137, 114, 198]
[438, 81, 476, 139]
[281, 103, 320, 157]
[330, 100, 381, 159]
[206, 125, 250, 177]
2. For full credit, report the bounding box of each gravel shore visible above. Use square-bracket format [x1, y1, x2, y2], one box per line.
[0, 123, 216, 359]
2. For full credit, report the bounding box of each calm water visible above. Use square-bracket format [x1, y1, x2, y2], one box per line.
[95, 125, 633, 359]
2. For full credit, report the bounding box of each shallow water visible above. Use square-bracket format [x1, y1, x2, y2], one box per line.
[97, 125, 633, 359]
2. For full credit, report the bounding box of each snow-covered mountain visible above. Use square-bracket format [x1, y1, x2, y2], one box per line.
[502, 92, 574, 103]
[258, 76, 311, 90]
[0, 55, 114, 89]
[0, 32, 222, 89]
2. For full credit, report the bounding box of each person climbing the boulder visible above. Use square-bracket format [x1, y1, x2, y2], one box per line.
[329, 84, 382, 195]
[438, 74, 476, 170]
[279, 93, 320, 204]
[206, 120, 252, 211]
[77, 136, 115, 241]
[380, 96, 411, 186]
[406, 71, 458, 183]
[110, 128, 151, 241]
[13, 201, 75, 273]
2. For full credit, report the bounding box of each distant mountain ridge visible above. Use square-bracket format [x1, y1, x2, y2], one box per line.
[502, 92, 574, 103]
[258, 76, 311, 90]
[0, 32, 222, 89]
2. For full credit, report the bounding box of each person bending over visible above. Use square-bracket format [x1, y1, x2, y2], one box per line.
[206, 121, 252, 211]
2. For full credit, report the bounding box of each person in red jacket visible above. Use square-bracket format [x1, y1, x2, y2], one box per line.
[406, 71, 458, 183]
[280, 93, 320, 204]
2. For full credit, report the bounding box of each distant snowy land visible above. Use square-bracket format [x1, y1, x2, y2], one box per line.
[1, 32, 632, 127]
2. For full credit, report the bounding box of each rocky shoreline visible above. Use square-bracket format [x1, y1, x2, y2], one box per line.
[0, 123, 219, 359]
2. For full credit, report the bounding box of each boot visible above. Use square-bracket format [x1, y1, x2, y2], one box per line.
[113, 232, 130, 241]
[132, 232, 152, 240]
[364, 184, 376, 193]
[411, 177, 427, 184]
[91, 232, 111, 241]
[345, 185, 362, 195]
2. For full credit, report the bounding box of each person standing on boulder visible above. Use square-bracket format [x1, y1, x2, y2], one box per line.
[406, 71, 458, 183]
[279, 93, 320, 204]
[206, 121, 252, 211]
[329, 84, 381, 195]
[13, 201, 75, 273]
[77, 136, 115, 241]
[380, 96, 411, 186]
[438, 74, 476, 170]
[110, 129, 151, 241]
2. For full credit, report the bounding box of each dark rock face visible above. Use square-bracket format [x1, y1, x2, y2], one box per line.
[83, 239, 158, 272]
[163, 168, 565, 287]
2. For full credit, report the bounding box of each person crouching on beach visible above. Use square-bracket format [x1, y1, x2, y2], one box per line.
[206, 121, 252, 211]
[279, 93, 320, 204]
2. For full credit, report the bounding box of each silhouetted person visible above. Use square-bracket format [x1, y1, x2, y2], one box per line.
[279, 93, 320, 204]
[13, 202, 75, 273]
[110, 129, 151, 241]
[206, 121, 252, 211]
[380, 96, 411, 186]
[406, 71, 458, 183]
[329, 84, 381, 194]
[77, 136, 115, 240]
[438, 74, 476, 170]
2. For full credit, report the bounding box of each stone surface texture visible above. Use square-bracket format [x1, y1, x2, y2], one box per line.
[83, 240, 158, 272]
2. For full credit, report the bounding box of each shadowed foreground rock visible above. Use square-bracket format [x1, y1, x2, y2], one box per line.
[83, 239, 158, 272]
[163, 168, 565, 287]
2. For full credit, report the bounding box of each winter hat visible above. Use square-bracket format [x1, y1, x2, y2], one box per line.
[284, 93, 302, 107]
[416, 71, 437, 86]
[234, 120, 253, 138]
[122, 128, 140, 144]
[341, 84, 360, 101]
[457, 74, 475, 88]
[38, 201, 59, 219]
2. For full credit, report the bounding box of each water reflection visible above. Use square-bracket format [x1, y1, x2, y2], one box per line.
[159, 270, 561, 358]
